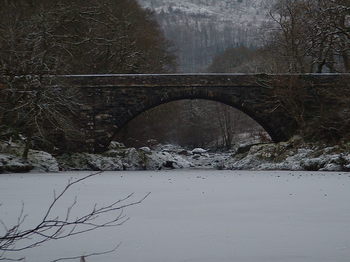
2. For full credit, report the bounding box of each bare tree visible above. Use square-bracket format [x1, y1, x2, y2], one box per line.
[0, 76, 83, 158]
[264, 75, 350, 142]
[0, 0, 176, 155]
[0, 171, 150, 261]
[264, 0, 350, 73]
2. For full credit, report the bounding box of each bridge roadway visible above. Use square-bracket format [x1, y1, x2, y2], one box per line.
[50, 73, 350, 152]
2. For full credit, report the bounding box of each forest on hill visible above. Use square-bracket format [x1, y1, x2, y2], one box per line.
[138, 0, 268, 72]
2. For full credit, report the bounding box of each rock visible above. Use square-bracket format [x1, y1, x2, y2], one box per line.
[103, 149, 125, 158]
[57, 153, 123, 171]
[344, 163, 350, 171]
[301, 158, 325, 171]
[139, 147, 151, 153]
[0, 141, 59, 172]
[145, 151, 191, 170]
[108, 141, 126, 150]
[28, 150, 59, 172]
[123, 148, 145, 170]
[227, 143, 312, 171]
[84, 154, 123, 171]
[3, 138, 350, 172]
[0, 154, 33, 173]
[163, 160, 176, 169]
[192, 154, 201, 160]
[191, 148, 208, 154]
[235, 144, 255, 155]
[57, 153, 88, 170]
[4, 163, 33, 173]
[178, 149, 192, 156]
[319, 163, 343, 172]
[214, 162, 225, 170]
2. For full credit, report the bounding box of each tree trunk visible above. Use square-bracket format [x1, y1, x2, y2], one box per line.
[22, 133, 32, 160]
[342, 51, 350, 72]
[317, 59, 326, 73]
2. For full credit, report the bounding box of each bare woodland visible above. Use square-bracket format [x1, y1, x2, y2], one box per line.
[209, 0, 350, 74]
[0, 0, 175, 155]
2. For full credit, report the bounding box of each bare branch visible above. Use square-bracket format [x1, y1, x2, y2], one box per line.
[50, 243, 121, 262]
[0, 171, 150, 260]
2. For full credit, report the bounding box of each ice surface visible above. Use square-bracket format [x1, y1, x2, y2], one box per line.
[1, 170, 350, 262]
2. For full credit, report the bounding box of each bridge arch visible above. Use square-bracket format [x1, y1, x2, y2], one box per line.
[85, 83, 296, 152]
[112, 95, 277, 145]
[114, 98, 272, 148]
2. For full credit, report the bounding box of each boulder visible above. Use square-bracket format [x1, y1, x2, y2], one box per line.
[57, 153, 123, 171]
[139, 147, 152, 154]
[28, 150, 59, 172]
[145, 151, 192, 170]
[191, 148, 208, 154]
[0, 154, 33, 173]
[108, 141, 126, 150]
[178, 149, 192, 156]
[123, 148, 147, 170]
[301, 158, 325, 171]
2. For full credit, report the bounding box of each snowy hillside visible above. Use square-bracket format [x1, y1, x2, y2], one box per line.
[138, 0, 269, 72]
[139, 0, 268, 24]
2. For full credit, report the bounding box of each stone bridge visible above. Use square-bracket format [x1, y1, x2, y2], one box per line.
[53, 73, 350, 152]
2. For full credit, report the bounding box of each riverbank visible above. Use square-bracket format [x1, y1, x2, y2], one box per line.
[1, 137, 350, 173]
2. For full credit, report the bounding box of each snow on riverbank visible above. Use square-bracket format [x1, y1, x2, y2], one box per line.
[1, 138, 350, 172]
[1, 170, 350, 262]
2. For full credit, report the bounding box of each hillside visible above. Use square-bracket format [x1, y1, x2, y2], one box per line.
[138, 0, 269, 72]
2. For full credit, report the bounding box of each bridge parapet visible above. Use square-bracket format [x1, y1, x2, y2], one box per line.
[52, 73, 349, 88]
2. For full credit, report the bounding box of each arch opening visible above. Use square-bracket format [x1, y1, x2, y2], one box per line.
[114, 99, 271, 149]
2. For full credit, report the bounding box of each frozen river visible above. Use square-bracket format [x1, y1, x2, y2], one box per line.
[1, 170, 350, 262]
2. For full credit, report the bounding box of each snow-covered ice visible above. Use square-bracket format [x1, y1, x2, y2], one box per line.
[1, 170, 350, 262]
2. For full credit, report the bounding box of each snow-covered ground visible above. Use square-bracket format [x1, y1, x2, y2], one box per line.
[1, 170, 350, 262]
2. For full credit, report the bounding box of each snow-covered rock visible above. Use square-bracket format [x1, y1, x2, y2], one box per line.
[177, 149, 192, 156]
[2, 138, 350, 172]
[0, 140, 59, 173]
[57, 144, 193, 171]
[219, 140, 350, 172]
[57, 153, 123, 171]
[108, 141, 126, 150]
[139, 147, 152, 153]
[301, 158, 327, 171]
[191, 148, 208, 154]
[0, 154, 33, 173]
[28, 150, 59, 172]
[123, 148, 145, 170]
[145, 151, 192, 170]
